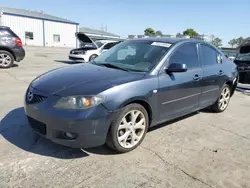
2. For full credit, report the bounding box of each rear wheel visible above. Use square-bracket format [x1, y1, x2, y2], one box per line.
[89, 54, 98, 62]
[0, 50, 14, 68]
[106, 104, 149, 153]
[211, 84, 231, 113]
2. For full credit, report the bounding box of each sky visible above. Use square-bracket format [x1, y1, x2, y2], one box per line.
[1, 0, 249, 46]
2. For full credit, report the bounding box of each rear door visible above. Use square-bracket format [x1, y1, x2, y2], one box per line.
[198, 44, 224, 108]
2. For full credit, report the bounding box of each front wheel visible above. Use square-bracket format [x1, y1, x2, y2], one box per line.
[211, 84, 231, 113]
[106, 104, 149, 153]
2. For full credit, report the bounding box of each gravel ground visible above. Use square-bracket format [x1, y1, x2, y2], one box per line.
[0, 46, 250, 188]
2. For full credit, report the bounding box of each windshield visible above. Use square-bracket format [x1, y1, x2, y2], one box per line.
[236, 46, 250, 61]
[236, 53, 250, 61]
[95, 41, 105, 48]
[91, 40, 171, 72]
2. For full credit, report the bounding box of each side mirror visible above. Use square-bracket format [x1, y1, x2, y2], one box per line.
[217, 54, 223, 64]
[165, 63, 187, 73]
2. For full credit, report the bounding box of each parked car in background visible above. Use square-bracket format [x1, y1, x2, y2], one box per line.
[25, 38, 238, 153]
[69, 33, 121, 62]
[234, 37, 250, 85]
[0, 26, 25, 68]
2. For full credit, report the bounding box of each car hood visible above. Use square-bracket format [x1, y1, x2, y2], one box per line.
[31, 63, 145, 96]
[75, 32, 98, 49]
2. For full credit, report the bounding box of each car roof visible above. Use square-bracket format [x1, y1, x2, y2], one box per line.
[0, 26, 10, 29]
[128, 37, 201, 44]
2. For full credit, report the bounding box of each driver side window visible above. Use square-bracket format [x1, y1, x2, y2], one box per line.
[169, 43, 199, 70]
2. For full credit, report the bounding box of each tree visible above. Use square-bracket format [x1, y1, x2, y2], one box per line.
[228, 37, 244, 48]
[228, 39, 237, 48]
[155, 30, 163, 36]
[144, 28, 155, 36]
[236, 37, 244, 46]
[176, 33, 182, 38]
[212, 37, 222, 47]
[182, 28, 199, 38]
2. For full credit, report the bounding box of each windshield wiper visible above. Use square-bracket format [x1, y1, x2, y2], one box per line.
[98, 63, 131, 71]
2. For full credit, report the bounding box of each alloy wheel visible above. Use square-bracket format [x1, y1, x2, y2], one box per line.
[219, 87, 230, 111]
[0, 53, 12, 67]
[117, 110, 146, 149]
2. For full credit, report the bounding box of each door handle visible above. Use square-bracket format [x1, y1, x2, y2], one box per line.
[218, 70, 224, 75]
[193, 74, 201, 81]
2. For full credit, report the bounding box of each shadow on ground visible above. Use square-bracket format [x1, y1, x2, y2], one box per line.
[0, 107, 90, 159]
[12, 64, 19, 68]
[148, 111, 199, 132]
[54, 60, 82, 64]
[0, 107, 205, 158]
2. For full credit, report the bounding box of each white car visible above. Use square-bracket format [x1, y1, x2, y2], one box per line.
[69, 33, 121, 62]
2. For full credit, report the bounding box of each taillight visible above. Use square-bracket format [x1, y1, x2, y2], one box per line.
[15, 38, 23, 47]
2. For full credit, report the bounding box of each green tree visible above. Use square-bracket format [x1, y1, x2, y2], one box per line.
[182, 28, 199, 38]
[144, 28, 155, 36]
[212, 37, 222, 47]
[155, 30, 163, 36]
[236, 37, 244, 46]
[228, 39, 237, 48]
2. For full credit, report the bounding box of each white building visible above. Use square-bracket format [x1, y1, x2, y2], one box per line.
[0, 7, 79, 48]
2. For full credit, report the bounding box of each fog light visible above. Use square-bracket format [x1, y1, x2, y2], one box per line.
[65, 132, 77, 139]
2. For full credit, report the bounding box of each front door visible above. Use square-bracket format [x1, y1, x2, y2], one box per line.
[158, 42, 202, 121]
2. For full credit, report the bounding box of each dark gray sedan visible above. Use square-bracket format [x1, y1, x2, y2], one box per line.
[24, 38, 238, 153]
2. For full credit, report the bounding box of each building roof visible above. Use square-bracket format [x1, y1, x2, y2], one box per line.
[0, 7, 79, 25]
[79, 27, 120, 37]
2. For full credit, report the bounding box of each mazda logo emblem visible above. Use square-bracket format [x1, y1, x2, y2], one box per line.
[27, 91, 34, 102]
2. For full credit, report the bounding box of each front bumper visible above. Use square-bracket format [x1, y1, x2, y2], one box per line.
[69, 54, 87, 62]
[24, 87, 118, 148]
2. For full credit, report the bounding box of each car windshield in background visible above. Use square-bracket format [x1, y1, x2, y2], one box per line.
[91, 40, 171, 72]
[236, 53, 250, 61]
[95, 41, 105, 48]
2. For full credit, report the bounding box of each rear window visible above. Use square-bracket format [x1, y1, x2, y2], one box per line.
[0, 28, 18, 38]
[7, 29, 19, 38]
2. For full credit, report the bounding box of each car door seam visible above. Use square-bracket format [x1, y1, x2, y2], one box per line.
[162, 93, 200, 105]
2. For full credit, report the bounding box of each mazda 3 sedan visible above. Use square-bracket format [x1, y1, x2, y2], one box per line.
[24, 38, 238, 153]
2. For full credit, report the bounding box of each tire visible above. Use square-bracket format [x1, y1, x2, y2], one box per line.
[106, 103, 149, 153]
[89, 54, 98, 62]
[0, 50, 14, 68]
[211, 84, 231, 113]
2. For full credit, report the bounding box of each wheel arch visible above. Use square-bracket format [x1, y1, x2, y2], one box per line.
[120, 98, 153, 126]
[225, 79, 237, 97]
[89, 54, 98, 61]
[0, 47, 16, 60]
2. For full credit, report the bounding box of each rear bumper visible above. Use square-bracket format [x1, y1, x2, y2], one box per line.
[12, 47, 25, 62]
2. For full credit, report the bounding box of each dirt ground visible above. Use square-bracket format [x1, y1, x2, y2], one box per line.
[0, 46, 250, 188]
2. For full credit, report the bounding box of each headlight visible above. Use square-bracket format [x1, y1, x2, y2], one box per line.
[54, 95, 105, 109]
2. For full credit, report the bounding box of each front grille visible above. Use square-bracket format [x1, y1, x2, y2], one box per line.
[69, 56, 84, 61]
[27, 94, 47, 104]
[27, 116, 47, 135]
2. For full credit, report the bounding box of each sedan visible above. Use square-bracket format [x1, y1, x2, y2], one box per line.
[24, 38, 238, 153]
